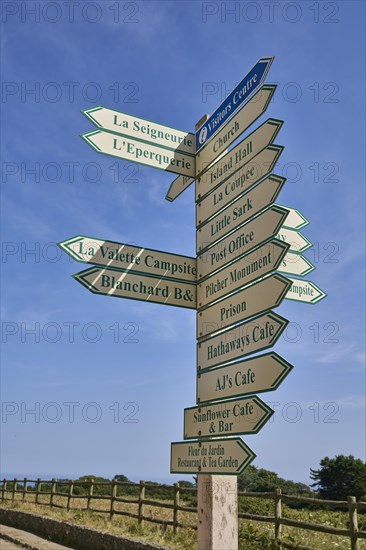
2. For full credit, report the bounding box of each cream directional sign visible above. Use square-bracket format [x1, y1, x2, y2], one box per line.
[197, 352, 293, 404]
[197, 174, 285, 251]
[83, 106, 195, 155]
[197, 311, 289, 371]
[184, 396, 273, 439]
[171, 437, 256, 475]
[278, 205, 309, 230]
[196, 56, 274, 152]
[279, 252, 315, 277]
[197, 273, 292, 339]
[166, 174, 195, 202]
[276, 227, 312, 253]
[196, 118, 283, 202]
[197, 205, 289, 280]
[58, 235, 196, 283]
[285, 277, 327, 304]
[196, 85, 277, 176]
[198, 240, 290, 308]
[81, 129, 195, 178]
[73, 267, 196, 309]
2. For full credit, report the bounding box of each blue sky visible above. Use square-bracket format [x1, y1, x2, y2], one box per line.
[1, 0, 365, 485]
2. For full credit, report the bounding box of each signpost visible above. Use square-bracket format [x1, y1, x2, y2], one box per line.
[73, 266, 196, 309]
[171, 437, 256, 475]
[276, 227, 312, 253]
[81, 129, 195, 177]
[196, 85, 277, 176]
[279, 252, 315, 277]
[197, 352, 294, 404]
[184, 396, 273, 439]
[197, 240, 290, 307]
[196, 118, 283, 201]
[285, 277, 327, 303]
[58, 235, 196, 283]
[197, 174, 286, 248]
[195, 56, 274, 152]
[83, 106, 195, 156]
[197, 205, 289, 279]
[69, 56, 327, 550]
[197, 273, 292, 339]
[279, 205, 310, 230]
[197, 311, 289, 371]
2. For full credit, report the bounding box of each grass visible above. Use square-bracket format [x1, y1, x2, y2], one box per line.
[1, 492, 365, 550]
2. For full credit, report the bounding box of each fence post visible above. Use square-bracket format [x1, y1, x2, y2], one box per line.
[35, 478, 41, 504]
[12, 479, 18, 503]
[50, 478, 56, 508]
[173, 482, 180, 533]
[22, 478, 28, 502]
[275, 488, 282, 540]
[67, 480, 74, 511]
[110, 480, 117, 520]
[87, 478, 94, 510]
[138, 480, 145, 525]
[2, 479, 7, 502]
[348, 496, 359, 550]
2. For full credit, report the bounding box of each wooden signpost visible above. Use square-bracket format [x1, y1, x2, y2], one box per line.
[58, 56, 327, 550]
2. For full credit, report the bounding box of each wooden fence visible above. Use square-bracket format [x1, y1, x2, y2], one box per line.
[1, 478, 365, 549]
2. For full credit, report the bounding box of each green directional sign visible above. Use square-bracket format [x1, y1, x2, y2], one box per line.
[58, 235, 196, 283]
[198, 239, 290, 308]
[276, 227, 312, 253]
[73, 267, 196, 309]
[171, 437, 256, 475]
[83, 106, 195, 155]
[197, 205, 289, 280]
[197, 273, 292, 339]
[196, 118, 283, 202]
[196, 85, 277, 177]
[197, 174, 286, 249]
[277, 205, 309, 230]
[184, 396, 273, 439]
[285, 277, 327, 304]
[278, 252, 315, 277]
[197, 310, 289, 371]
[81, 129, 195, 178]
[197, 352, 294, 404]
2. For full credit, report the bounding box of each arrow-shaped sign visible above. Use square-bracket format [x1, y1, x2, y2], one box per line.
[171, 437, 256, 475]
[197, 205, 289, 280]
[285, 277, 327, 304]
[197, 310, 289, 371]
[73, 267, 196, 309]
[197, 273, 292, 339]
[197, 352, 293, 404]
[198, 239, 290, 308]
[83, 106, 195, 156]
[81, 129, 195, 178]
[197, 174, 286, 250]
[196, 85, 277, 176]
[196, 118, 283, 202]
[184, 396, 273, 439]
[196, 56, 274, 152]
[278, 252, 315, 277]
[276, 227, 312, 253]
[166, 118, 283, 203]
[58, 235, 197, 283]
[277, 205, 309, 230]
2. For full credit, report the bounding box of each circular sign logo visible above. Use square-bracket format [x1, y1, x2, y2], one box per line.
[198, 126, 207, 145]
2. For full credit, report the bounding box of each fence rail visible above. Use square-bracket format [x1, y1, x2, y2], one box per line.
[0, 478, 365, 549]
